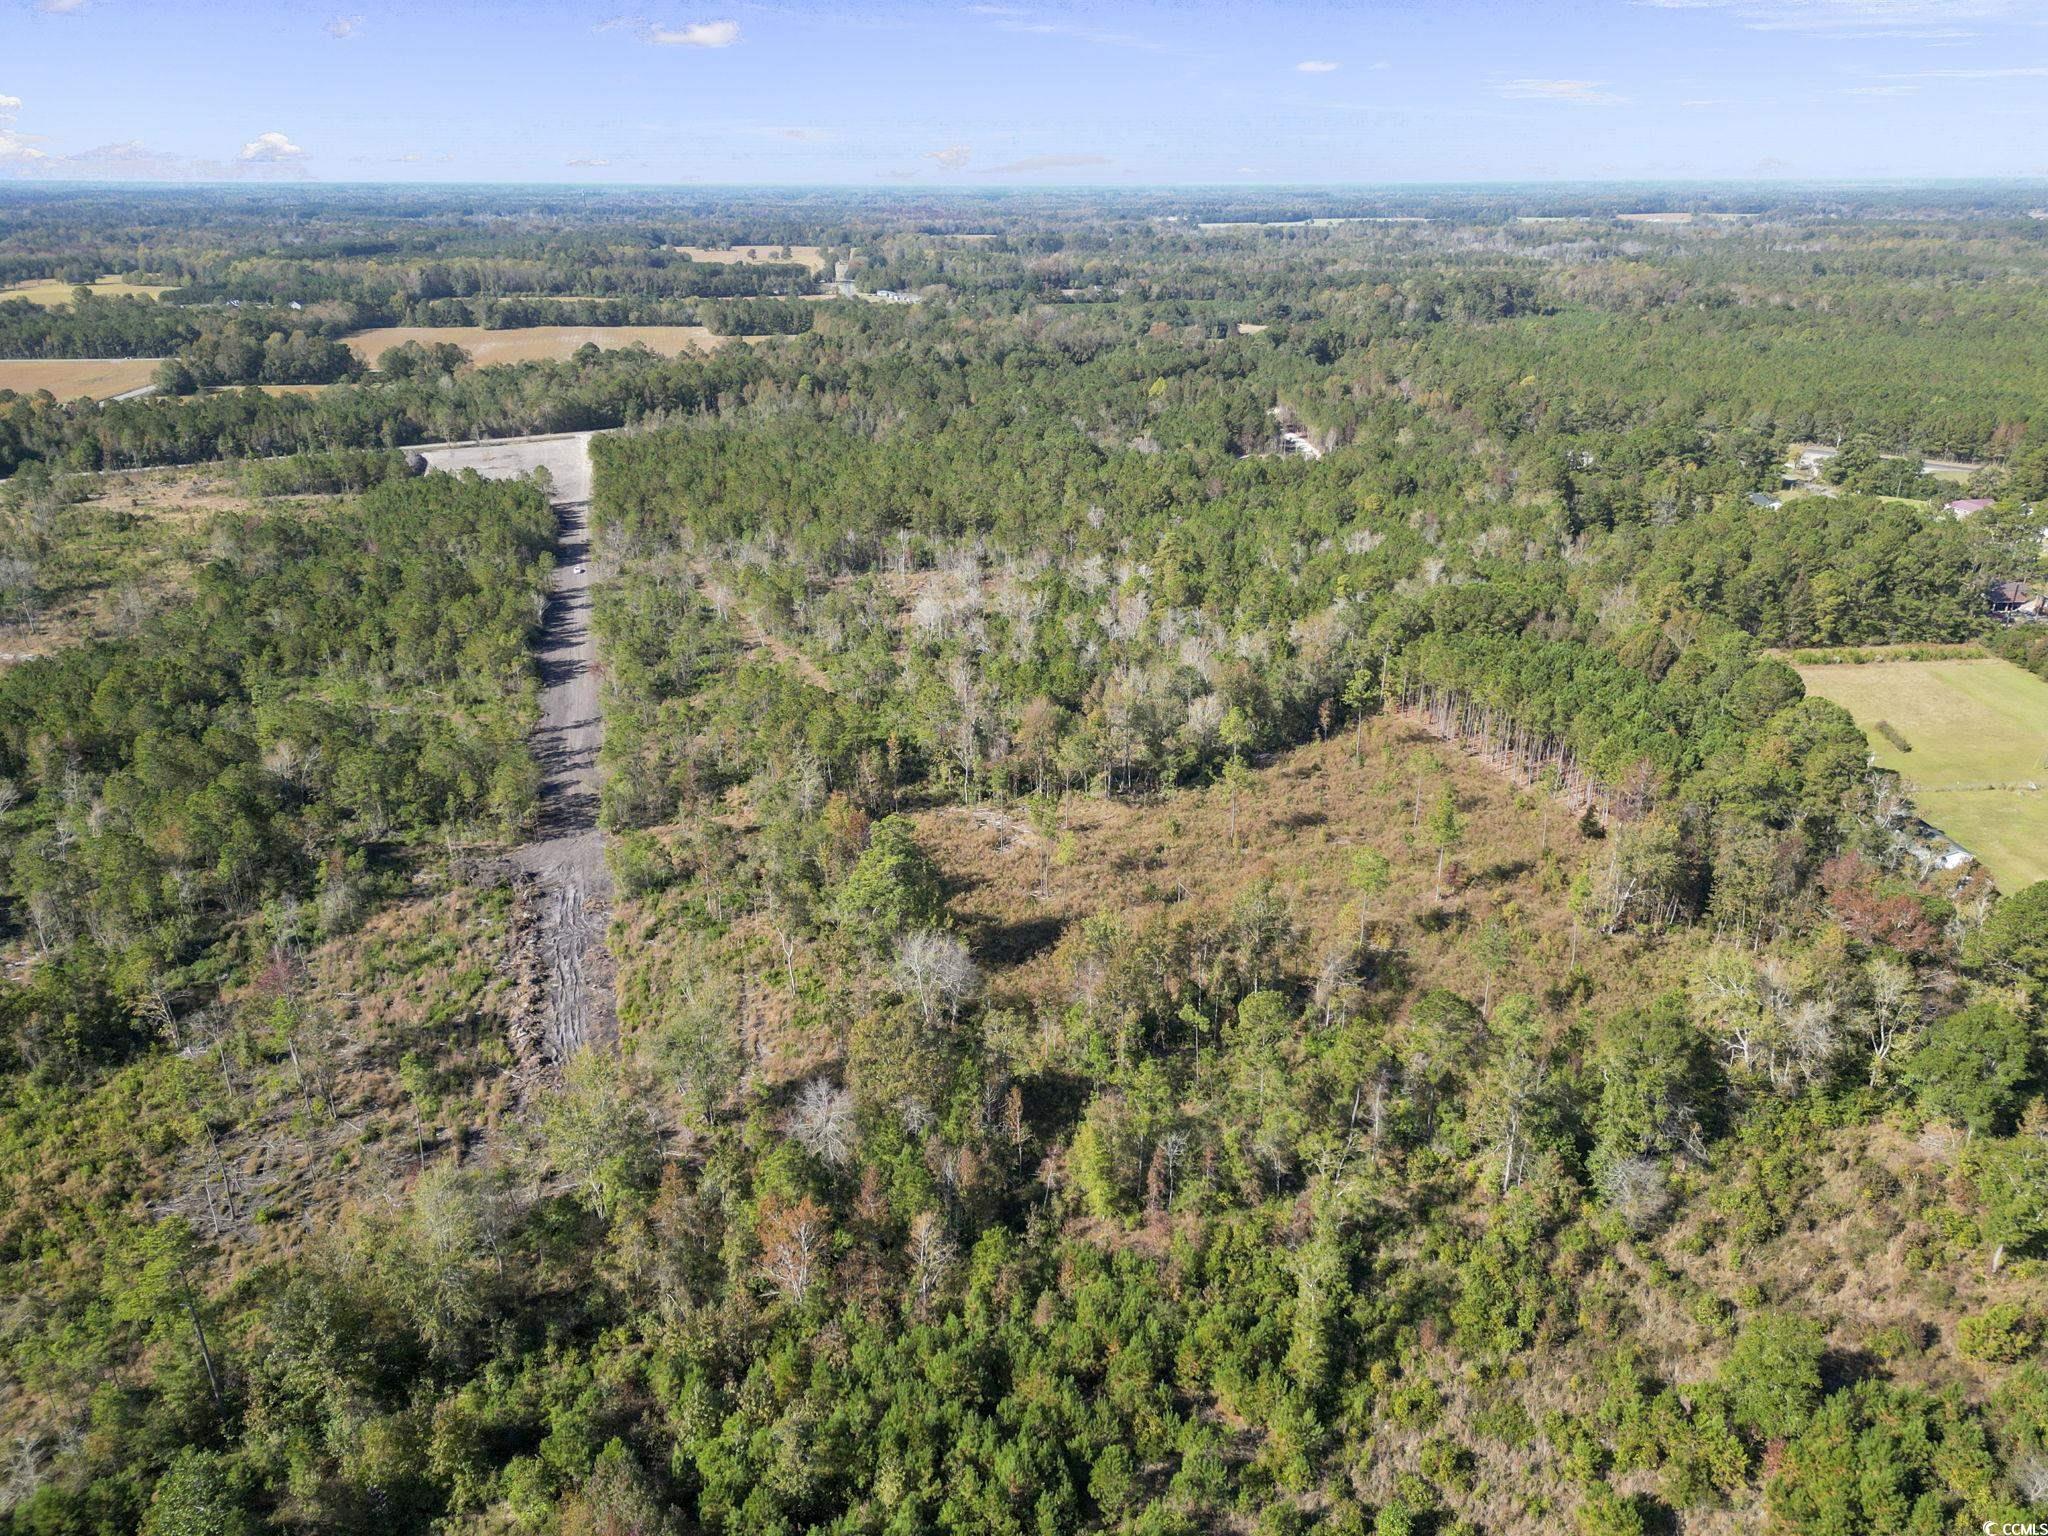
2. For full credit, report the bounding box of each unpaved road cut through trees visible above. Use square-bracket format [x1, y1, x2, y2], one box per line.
[416, 432, 613, 1061]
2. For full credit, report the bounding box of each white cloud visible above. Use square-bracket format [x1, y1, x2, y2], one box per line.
[1887, 64, 2048, 76]
[986, 152, 1111, 173]
[0, 131, 47, 165]
[1296, 60, 1340, 73]
[567, 156, 612, 167]
[1845, 82, 1920, 94]
[36, 0, 89, 12]
[0, 95, 57, 166]
[1632, 0, 2019, 33]
[770, 126, 830, 141]
[75, 141, 185, 171]
[348, 150, 456, 165]
[326, 14, 364, 38]
[1499, 78, 1627, 106]
[239, 131, 306, 163]
[647, 18, 740, 46]
[985, 15, 1162, 50]
[926, 143, 973, 169]
[0, 126, 313, 181]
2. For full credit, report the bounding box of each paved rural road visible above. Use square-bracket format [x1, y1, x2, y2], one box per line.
[415, 432, 614, 1058]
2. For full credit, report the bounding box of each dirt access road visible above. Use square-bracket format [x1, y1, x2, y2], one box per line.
[415, 432, 612, 1059]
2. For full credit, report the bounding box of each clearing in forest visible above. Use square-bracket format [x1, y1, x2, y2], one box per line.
[205, 382, 335, 397]
[343, 325, 765, 368]
[0, 466, 251, 660]
[912, 724, 1662, 1022]
[0, 357, 162, 400]
[2, 276, 172, 307]
[1795, 656, 2048, 890]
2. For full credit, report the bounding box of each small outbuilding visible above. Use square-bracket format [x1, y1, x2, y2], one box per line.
[1989, 580, 2047, 620]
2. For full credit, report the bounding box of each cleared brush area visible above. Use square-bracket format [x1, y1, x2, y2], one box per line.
[0, 463, 375, 660]
[913, 721, 1671, 1021]
[204, 381, 337, 397]
[0, 873, 529, 1315]
[344, 325, 764, 368]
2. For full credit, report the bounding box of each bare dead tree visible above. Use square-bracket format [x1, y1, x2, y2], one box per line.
[758, 1195, 830, 1307]
[906, 1210, 956, 1318]
[893, 929, 980, 1027]
[789, 1077, 858, 1166]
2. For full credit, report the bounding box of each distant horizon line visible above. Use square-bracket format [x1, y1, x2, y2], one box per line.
[3, 175, 2048, 194]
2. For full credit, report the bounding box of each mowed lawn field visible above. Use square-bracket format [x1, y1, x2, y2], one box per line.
[1796, 656, 2048, 890]
[0, 358, 162, 400]
[344, 325, 762, 368]
[2, 276, 172, 307]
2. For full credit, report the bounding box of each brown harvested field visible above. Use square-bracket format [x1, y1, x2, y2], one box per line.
[0, 358, 162, 400]
[345, 325, 762, 367]
[2, 276, 172, 307]
[911, 720, 1681, 1025]
[673, 243, 827, 272]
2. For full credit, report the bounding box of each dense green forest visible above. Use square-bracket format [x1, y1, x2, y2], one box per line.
[2, 185, 2048, 1536]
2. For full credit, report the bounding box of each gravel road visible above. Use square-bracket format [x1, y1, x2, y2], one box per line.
[418, 432, 612, 1057]
[414, 430, 596, 504]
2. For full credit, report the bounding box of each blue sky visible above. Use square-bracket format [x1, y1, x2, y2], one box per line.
[3, 0, 2047, 184]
